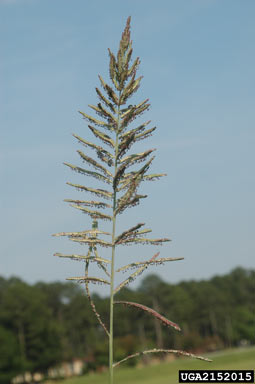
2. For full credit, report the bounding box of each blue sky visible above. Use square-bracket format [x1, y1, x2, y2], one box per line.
[1, 0, 254, 292]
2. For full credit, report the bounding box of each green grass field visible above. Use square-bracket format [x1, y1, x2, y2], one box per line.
[59, 347, 255, 384]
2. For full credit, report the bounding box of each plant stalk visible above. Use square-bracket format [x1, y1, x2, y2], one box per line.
[109, 100, 121, 384]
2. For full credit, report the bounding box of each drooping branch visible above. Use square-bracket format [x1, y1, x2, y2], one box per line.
[114, 301, 181, 331]
[113, 348, 212, 368]
[93, 248, 111, 278]
[84, 260, 110, 336]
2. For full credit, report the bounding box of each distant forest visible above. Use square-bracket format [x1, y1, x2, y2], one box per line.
[0, 267, 254, 383]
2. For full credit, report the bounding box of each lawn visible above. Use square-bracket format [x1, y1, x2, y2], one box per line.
[59, 347, 255, 384]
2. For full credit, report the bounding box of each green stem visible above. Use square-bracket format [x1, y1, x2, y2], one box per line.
[109, 207, 116, 384]
[109, 100, 121, 384]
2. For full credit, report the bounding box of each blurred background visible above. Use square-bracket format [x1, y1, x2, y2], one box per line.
[0, 0, 254, 382]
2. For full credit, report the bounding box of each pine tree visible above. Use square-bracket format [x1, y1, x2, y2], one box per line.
[53, 17, 211, 384]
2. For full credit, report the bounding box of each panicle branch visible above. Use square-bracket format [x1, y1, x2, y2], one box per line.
[114, 252, 160, 294]
[116, 257, 184, 272]
[114, 301, 181, 331]
[84, 260, 110, 336]
[113, 349, 212, 368]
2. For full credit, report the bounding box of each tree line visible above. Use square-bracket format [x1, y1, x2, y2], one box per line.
[0, 267, 254, 383]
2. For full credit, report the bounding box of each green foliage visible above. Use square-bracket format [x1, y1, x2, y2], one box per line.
[0, 268, 254, 380]
[0, 278, 63, 380]
[0, 326, 21, 384]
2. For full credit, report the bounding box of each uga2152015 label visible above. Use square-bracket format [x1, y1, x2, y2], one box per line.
[179, 370, 254, 383]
